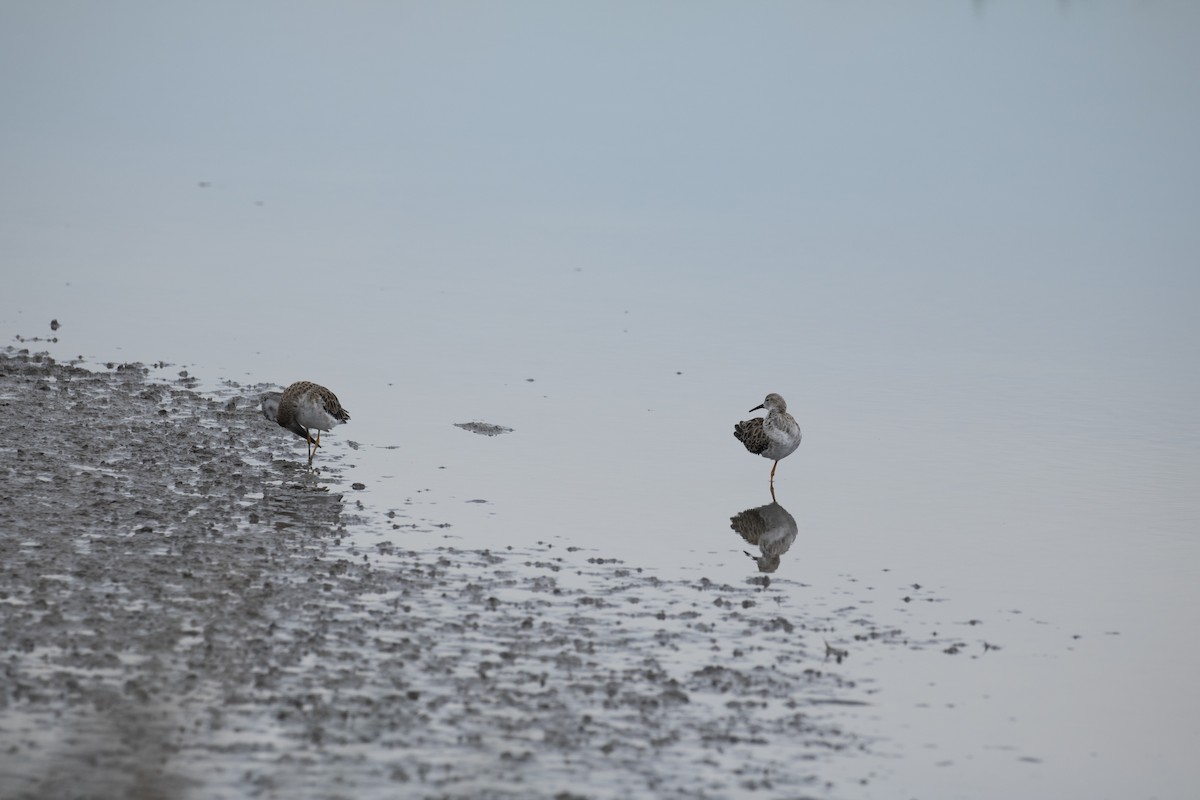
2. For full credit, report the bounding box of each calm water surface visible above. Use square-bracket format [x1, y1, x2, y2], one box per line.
[3, 2, 1197, 798]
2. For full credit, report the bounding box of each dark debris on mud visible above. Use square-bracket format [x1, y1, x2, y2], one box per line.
[454, 421, 514, 437]
[0, 349, 895, 800]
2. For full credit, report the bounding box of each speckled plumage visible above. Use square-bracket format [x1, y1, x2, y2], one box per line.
[734, 393, 801, 496]
[262, 381, 350, 465]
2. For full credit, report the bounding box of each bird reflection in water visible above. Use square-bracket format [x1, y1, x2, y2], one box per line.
[730, 500, 798, 573]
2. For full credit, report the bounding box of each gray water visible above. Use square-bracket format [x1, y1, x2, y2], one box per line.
[2, 2, 1198, 798]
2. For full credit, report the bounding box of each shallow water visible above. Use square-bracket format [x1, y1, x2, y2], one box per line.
[0, 350, 919, 799]
[3, 2, 1199, 798]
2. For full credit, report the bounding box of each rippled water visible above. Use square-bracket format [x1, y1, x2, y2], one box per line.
[3, 2, 1198, 798]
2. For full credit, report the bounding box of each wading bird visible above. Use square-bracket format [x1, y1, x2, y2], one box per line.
[734, 392, 801, 499]
[262, 381, 350, 466]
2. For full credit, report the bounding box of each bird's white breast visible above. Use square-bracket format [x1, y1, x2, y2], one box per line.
[294, 396, 344, 432]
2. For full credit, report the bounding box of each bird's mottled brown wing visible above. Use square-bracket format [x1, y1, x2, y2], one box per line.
[319, 389, 350, 423]
[734, 417, 769, 455]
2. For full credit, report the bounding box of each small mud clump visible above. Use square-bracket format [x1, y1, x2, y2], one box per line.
[455, 421, 514, 436]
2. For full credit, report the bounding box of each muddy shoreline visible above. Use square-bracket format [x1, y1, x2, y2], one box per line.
[1, 349, 879, 799]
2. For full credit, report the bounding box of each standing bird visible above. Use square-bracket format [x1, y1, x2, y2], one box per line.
[261, 381, 350, 466]
[734, 393, 802, 498]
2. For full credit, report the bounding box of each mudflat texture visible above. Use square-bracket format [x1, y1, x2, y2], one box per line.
[0, 350, 874, 799]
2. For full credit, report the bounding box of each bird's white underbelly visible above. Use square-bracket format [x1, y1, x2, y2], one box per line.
[294, 397, 343, 432]
[761, 425, 802, 461]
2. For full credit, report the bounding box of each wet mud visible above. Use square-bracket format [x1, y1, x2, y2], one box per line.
[0, 349, 921, 799]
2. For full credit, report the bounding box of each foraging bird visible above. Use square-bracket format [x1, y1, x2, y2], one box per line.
[261, 381, 350, 466]
[734, 393, 802, 498]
